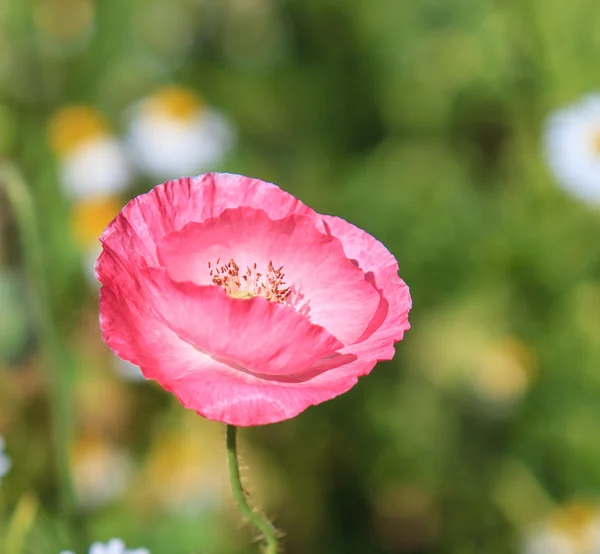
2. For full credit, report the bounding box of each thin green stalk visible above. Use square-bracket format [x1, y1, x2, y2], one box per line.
[0, 162, 76, 525]
[226, 425, 280, 554]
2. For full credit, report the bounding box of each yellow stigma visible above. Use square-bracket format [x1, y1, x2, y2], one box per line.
[230, 290, 258, 300]
[48, 106, 109, 157]
[147, 86, 205, 121]
[209, 258, 291, 304]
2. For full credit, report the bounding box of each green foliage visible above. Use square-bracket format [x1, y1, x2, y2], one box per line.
[1, 0, 599, 553]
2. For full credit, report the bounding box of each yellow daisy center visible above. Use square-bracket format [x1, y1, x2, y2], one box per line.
[147, 86, 205, 121]
[71, 196, 123, 249]
[49, 106, 109, 157]
[592, 129, 600, 156]
[209, 258, 291, 304]
[550, 502, 598, 543]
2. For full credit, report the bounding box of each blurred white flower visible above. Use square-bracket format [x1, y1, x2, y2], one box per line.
[523, 503, 600, 554]
[60, 538, 149, 554]
[83, 246, 102, 287]
[523, 529, 574, 554]
[127, 86, 235, 180]
[545, 94, 600, 204]
[472, 337, 536, 411]
[409, 293, 536, 416]
[71, 436, 132, 509]
[0, 435, 12, 484]
[112, 356, 145, 382]
[49, 106, 133, 200]
[61, 138, 131, 199]
[141, 422, 225, 517]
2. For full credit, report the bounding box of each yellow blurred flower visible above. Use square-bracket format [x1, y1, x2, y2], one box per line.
[70, 195, 125, 286]
[71, 196, 123, 250]
[49, 106, 133, 200]
[524, 502, 600, 554]
[140, 416, 225, 516]
[142, 86, 205, 121]
[71, 434, 132, 509]
[75, 370, 131, 437]
[49, 106, 108, 157]
[473, 337, 537, 406]
[34, 0, 95, 53]
[410, 293, 537, 412]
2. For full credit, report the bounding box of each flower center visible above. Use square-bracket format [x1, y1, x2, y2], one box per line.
[593, 129, 600, 156]
[49, 106, 109, 157]
[550, 503, 598, 544]
[148, 86, 205, 121]
[209, 258, 291, 304]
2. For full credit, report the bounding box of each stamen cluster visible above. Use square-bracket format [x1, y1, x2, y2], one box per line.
[209, 258, 291, 304]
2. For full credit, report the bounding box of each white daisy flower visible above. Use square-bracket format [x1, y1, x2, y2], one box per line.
[83, 246, 102, 287]
[410, 296, 536, 416]
[71, 436, 132, 510]
[523, 503, 600, 554]
[111, 356, 145, 382]
[142, 425, 225, 516]
[471, 337, 536, 412]
[60, 538, 149, 554]
[127, 86, 235, 180]
[545, 94, 600, 204]
[0, 435, 12, 484]
[49, 106, 133, 201]
[60, 138, 131, 199]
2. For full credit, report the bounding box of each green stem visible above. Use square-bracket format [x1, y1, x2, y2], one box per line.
[0, 163, 76, 526]
[226, 425, 280, 554]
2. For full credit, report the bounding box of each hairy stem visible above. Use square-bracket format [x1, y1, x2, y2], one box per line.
[226, 425, 279, 554]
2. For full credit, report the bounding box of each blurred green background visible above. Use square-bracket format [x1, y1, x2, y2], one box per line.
[2, 0, 600, 552]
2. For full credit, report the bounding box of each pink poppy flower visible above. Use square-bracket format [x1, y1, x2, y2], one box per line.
[96, 173, 411, 426]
